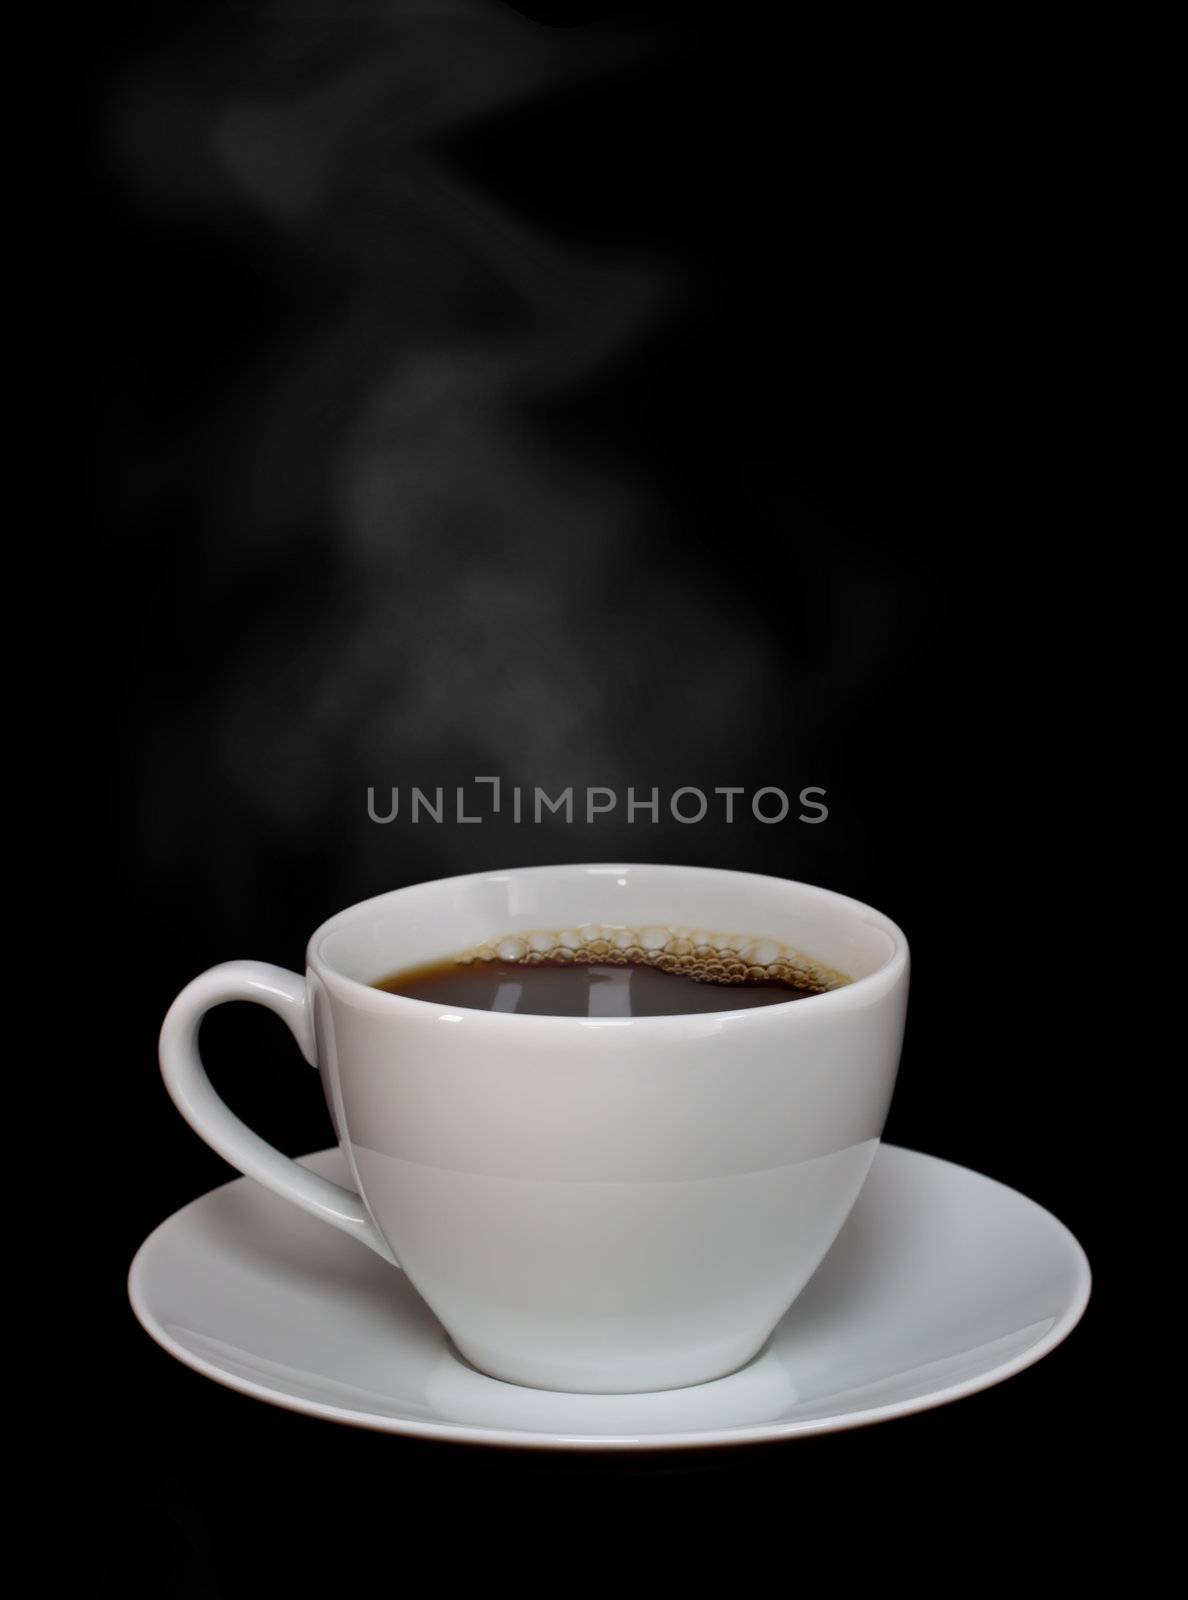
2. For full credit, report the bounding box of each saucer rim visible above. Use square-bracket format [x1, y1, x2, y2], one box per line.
[127, 1143, 1092, 1452]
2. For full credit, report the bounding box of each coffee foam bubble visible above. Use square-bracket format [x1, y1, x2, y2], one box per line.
[459, 925, 850, 992]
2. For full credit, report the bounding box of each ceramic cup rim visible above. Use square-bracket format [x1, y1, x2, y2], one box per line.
[305, 862, 909, 1031]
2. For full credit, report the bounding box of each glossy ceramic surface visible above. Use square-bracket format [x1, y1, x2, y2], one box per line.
[128, 1144, 1090, 1450]
[159, 865, 910, 1391]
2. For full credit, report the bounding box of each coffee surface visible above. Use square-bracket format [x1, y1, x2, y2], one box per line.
[373, 922, 848, 1016]
[374, 957, 828, 1016]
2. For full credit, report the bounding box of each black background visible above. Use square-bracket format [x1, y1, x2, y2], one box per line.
[93, 1, 1118, 1586]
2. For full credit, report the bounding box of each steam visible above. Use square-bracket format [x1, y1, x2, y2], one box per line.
[108, 1, 858, 911]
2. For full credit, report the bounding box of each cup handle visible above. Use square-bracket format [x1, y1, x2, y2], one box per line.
[159, 960, 398, 1266]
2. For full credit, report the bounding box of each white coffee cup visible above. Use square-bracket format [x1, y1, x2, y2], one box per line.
[159, 863, 909, 1393]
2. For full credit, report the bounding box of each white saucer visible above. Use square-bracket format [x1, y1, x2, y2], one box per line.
[129, 1144, 1090, 1451]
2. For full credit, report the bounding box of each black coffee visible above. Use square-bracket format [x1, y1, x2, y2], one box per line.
[372, 929, 843, 1017]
